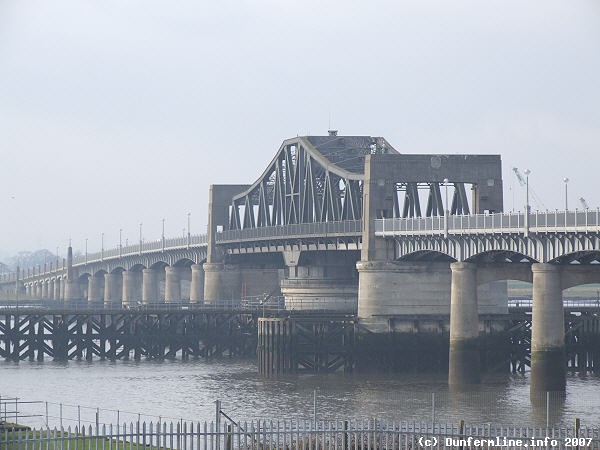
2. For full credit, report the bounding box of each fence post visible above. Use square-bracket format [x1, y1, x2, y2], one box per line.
[215, 400, 222, 450]
[459, 419, 465, 450]
[45, 401, 48, 426]
[60, 403, 63, 428]
[546, 391, 550, 429]
[95, 407, 99, 434]
[575, 418, 580, 450]
[226, 424, 232, 450]
[432, 393, 435, 429]
[313, 390, 317, 429]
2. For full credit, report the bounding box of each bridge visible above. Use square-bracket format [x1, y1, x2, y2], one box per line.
[1, 132, 600, 397]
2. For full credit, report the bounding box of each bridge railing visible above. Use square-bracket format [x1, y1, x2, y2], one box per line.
[70, 234, 207, 266]
[376, 209, 600, 235]
[216, 220, 362, 243]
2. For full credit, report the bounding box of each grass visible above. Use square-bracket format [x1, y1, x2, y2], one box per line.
[1, 428, 158, 450]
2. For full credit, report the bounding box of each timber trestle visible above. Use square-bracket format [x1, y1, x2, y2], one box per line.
[0, 308, 258, 361]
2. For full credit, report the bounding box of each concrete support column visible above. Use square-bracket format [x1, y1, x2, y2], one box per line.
[53, 279, 61, 301]
[165, 267, 182, 303]
[87, 275, 104, 306]
[531, 263, 566, 395]
[41, 281, 49, 299]
[448, 262, 480, 386]
[25, 284, 32, 298]
[142, 268, 160, 304]
[203, 262, 223, 305]
[59, 278, 66, 301]
[35, 283, 42, 299]
[48, 280, 55, 300]
[104, 273, 122, 307]
[203, 263, 241, 306]
[64, 279, 82, 304]
[190, 264, 205, 304]
[122, 270, 141, 306]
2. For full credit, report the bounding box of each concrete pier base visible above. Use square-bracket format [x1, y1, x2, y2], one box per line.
[190, 264, 204, 304]
[53, 279, 61, 302]
[165, 267, 181, 303]
[104, 273, 122, 307]
[122, 270, 141, 306]
[531, 263, 566, 396]
[203, 263, 242, 306]
[64, 280, 82, 305]
[87, 274, 104, 306]
[142, 268, 160, 304]
[357, 260, 452, 332]
[448, 262, 481, 387]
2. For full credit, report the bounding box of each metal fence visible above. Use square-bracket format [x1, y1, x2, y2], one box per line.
[217, 220, 362, 243]
[376, 208, 600, 236]
[4, 419, 600, 450]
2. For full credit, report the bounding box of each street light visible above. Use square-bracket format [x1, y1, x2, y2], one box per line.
[162, 218, 166, 252]
[443, 178, 449, 238]
[524, 169, 531, 213]
[119, 228, 123, 257]
[101, 232, 104, 261]
[187, 212, 191, 247]
[139, 223, 143, 254]
[85, 238, 88, 264]
[563, 177, 569, 211]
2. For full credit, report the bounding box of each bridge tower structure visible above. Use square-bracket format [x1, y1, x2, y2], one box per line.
[209, 133, 395, 310]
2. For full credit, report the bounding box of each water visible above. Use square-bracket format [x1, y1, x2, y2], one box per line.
[1, 359, 599, 428]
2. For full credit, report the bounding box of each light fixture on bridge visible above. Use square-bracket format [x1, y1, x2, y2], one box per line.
[563, 177, 569, 211]
[524, 169, 531, 213]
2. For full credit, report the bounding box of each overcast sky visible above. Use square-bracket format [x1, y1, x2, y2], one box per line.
[1, 0, 599, 258]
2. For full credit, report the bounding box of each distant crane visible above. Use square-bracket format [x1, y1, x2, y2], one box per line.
[512, 168, 546, 210]
[579, 197, 590, 210]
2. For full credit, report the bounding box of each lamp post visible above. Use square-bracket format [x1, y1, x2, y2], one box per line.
[524, 169, 531, 236]
[85, 238, 88, 265]
[563, 178, 569, 211]
[139, 223, 143, 254]
[119, 228, 123, 257]
[162, 218, 166, 252]
[443, 178, 449, 238]
[187, 212, 191, 248]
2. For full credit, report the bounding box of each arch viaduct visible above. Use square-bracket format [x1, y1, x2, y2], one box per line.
[2, 133, 600, 394]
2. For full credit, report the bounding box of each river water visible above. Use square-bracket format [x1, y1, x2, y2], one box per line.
[1, 359, 599, 429]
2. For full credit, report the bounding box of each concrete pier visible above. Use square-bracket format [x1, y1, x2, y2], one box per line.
[165, 267, 181, 303]
[104, 272, 122, 307]
[142, 268, 160, 304]
[87, 274, 104, 306]
[41, 281, 49, 299]
[531, 263, 566, 395]
[53, 279, 60, 301]
[48, 280, 55, 300]
[203, 262, 223, 304]
[122, 270, 141, 306]
[190, 264, 204, 304]
[448, 262, 480, 386]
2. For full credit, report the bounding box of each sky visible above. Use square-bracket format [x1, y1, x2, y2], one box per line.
[1, 0, 599, 258]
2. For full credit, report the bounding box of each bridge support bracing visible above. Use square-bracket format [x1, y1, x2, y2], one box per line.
[530, 263, 566, 396]
[87, 274, 104, 306]
[448, 262, 481, 386]
[190, 264, 204, 304]
[142, 268, 160, 304]
[165, 266, 182, 303]
[103, 273, 122, 307]
[122, 270, 141, 306]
